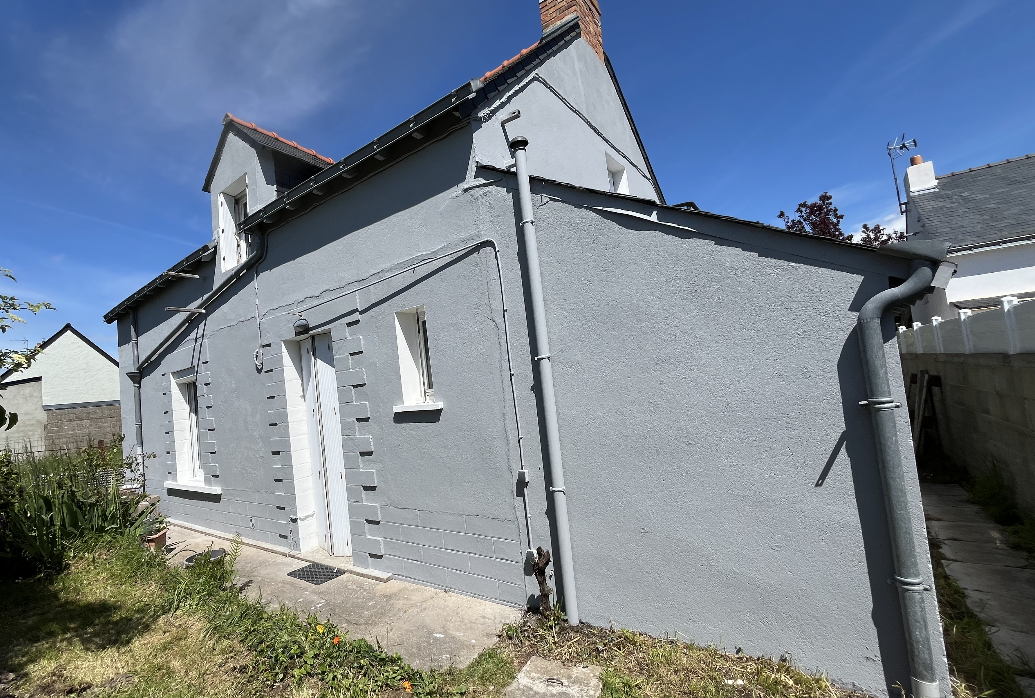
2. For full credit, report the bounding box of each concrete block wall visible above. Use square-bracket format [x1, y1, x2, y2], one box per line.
[901, 351, 1035, 513]
[43, 404, 122, 453]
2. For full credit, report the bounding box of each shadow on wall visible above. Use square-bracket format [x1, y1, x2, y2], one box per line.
[837, 322, 911, 693]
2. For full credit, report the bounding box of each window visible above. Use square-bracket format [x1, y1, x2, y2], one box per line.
[171, 373, 201, 483]
[605, 152, 628, 194]
[394, 306, 440, 411]
[233, 192, 248, 263]
[218, 180, 248, 272]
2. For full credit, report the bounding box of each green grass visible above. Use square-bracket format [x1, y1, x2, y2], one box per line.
[0, 534, 874, 698]
[495, 611, 866, 698]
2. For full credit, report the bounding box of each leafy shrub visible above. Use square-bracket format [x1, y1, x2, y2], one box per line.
[0, 436, 155, 571]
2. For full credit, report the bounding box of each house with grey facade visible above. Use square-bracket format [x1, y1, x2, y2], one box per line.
[1, 323, 121, 454]
[105, 2, 957, 695]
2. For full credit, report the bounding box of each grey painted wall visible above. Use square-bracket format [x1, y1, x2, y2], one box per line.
[495, 176, 948, 697]
[473, 37, 657, 200]
[123, 129, 547, 607]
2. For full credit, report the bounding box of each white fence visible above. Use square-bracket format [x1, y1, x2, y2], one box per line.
[898, 296, 1035, 354]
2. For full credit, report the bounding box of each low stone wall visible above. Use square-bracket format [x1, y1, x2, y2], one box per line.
[44, 404, 123, 453]
[901, 352, 1035, 512]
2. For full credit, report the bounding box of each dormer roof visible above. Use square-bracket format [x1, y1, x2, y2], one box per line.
[202, 113, 334, 193]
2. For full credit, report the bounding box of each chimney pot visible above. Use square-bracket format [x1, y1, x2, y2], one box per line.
[909, 155, 924, 166]
[539, 0, 604, 64]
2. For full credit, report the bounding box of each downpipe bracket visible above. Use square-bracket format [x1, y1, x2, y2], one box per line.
[888, 575, 932, 593]
[859, 397, 901, 410]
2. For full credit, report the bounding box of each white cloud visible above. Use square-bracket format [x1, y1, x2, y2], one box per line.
[42, 0, 375, 130]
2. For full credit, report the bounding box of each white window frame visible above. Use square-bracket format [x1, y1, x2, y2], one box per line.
[218, 175, 248, 272]
[168, 371, 203, 485]
[394, 306, 442, 412]
[605, 152, 629, 195]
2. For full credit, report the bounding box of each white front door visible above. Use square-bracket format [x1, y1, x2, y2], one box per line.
[300, 334, 352, 556]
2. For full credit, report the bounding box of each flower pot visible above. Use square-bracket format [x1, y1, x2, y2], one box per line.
[144, 528, 168, 551]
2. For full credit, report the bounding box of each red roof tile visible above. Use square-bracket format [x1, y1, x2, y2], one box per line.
[224, 113, 335, 165]
[480, 42, 540, 84]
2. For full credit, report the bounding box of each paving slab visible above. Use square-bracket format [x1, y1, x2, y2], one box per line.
[166, 524, 521, 669]
[923, 504, 993, 524]
[939, 540, 1031, 568]
[504, 657, 602, 698]
[985, 626, 1035, 671]
[927, 520, 1010, 544]
[920, 483, 972, 502]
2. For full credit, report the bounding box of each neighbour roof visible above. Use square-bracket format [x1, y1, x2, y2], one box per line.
[910, 152, 1035, 249]
[202, 113, 335, 193]
[0, 323, 117, 383]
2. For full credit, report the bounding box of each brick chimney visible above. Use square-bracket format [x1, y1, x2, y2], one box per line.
[539, 0, 604, 63]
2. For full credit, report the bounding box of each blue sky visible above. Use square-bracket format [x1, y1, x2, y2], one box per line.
[1, 0, 1032, 356]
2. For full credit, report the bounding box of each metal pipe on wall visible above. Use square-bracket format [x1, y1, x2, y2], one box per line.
[508, 134, 580, 625]
[857, 261, 940, 698]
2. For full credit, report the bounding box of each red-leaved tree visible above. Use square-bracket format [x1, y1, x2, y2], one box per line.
[777, 192, 847, 240]
[779, 192, 905, 248]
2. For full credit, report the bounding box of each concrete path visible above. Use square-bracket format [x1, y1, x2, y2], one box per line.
[165, 523, 522, 669]
[922, 483, 1035, 678]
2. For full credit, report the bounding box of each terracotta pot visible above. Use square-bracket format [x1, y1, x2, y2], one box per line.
[144, 528, 168, 551]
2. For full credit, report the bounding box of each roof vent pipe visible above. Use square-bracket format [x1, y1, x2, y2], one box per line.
[857, 260, 944, 698]
[509, 134, 580, 625]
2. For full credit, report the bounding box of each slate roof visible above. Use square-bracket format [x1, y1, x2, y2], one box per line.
[202, 113, 334, 193]
[909, 153, 1035, 250]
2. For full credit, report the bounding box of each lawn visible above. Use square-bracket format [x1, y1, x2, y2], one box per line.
[0, 533, 872, 698]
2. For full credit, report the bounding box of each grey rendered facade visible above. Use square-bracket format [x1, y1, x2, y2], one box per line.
[106, 8, 949, 696]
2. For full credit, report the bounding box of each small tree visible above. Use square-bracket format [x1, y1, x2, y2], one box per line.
[779, 193, 906, 248]
[857, 223, 906, 248]
[1, 266, 54, 430]
[778, 192, 848, 241]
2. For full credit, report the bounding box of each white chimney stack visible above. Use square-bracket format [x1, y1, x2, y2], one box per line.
[904, 154, 937, 195]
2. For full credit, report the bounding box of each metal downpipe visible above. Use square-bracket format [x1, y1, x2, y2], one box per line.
[509, 135, 579, 625]
[857, 262, 940, 698]
[127, 309, 144, 484]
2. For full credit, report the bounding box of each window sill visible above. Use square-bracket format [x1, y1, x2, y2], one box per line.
[164, 480, 222, 495]
[393, 402, 443, 414]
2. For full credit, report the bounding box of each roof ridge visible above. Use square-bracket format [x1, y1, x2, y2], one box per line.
[937, 151, 1035, 179]
[223, 113, 335, 164]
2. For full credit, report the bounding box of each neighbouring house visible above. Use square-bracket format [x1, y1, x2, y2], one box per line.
[105, 2, 954, 695]
[903, 152, 1035, 323]
[0, 323, 121, 454]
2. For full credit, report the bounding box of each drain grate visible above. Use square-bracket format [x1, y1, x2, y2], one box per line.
[287, 562, 346, 585]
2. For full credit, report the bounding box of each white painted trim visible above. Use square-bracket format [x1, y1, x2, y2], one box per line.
[393, 402, 444, 413]
[949, 237, 1035, 256]
[164, 480, 222, 495]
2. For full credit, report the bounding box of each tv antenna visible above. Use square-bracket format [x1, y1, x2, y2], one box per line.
[887, 134, 918, 215]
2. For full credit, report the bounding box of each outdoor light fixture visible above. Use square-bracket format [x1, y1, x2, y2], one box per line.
[293, 318, 311, 336]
